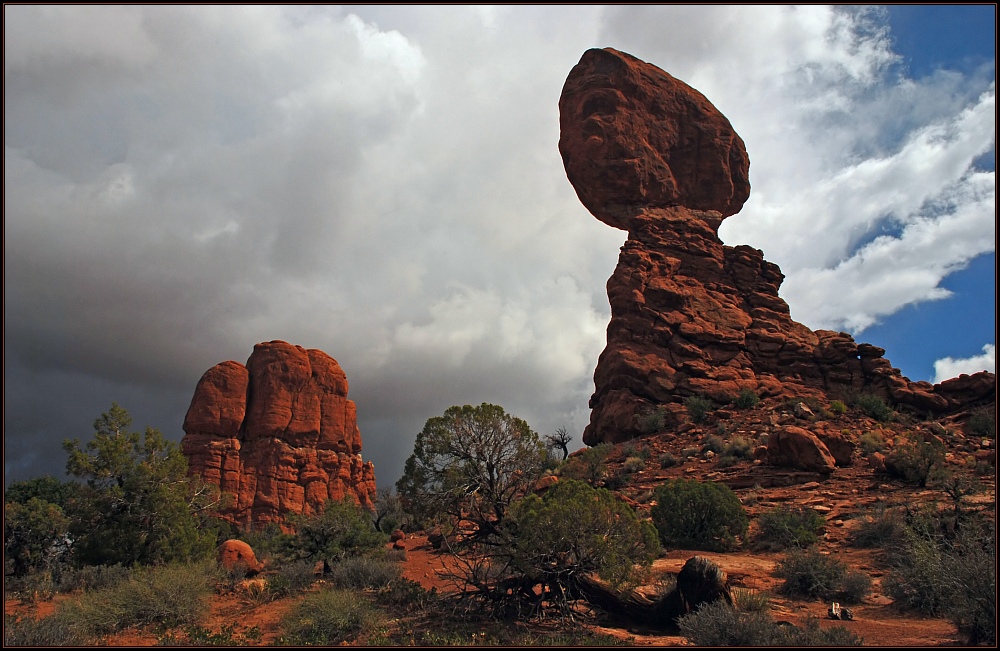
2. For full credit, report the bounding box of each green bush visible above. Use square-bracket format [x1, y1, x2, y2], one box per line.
[678, 600, 862, 646]
[283, 497, 387, 567]
[651, 479, 748, 552]
[717, 435, 754, 467]
[56, 561, 214, 637]
[375, 577, 437, 612]
[4, 612, 89, 646]
[53, 563, 132, 594]
[326, 556, 401, 590]
[62, 404, 217, 568]
[267, 560, 318, 599]
[509, 479, 659, 593]
[685, 395, 713, 424]
[852, 393, 894, 422]
[621, 441, 652, 460]
[659, 452, 680, 469]
[858, 431, 886, 455]
[829, 400, 848, 416]
[4, 497, 70, 578]
[774, 548, 848, 600]
[885, 432, 945, 486]
[701, 435, 725, 454]
[752, 505, 825, 551]
[850, 504, 908, 548]
[560, 443, 612, 485]
[966, 409, 996, 438]
[159, 623, 263, 646]
[638, 407, 667, 434]
[838, 570, 873, 604]
[281, 588, 382, 645]
[731, 586, 770, 613]
[732, 388, 760, 410]
[621, 456, 646, 474]
[883, 517, 995, 643]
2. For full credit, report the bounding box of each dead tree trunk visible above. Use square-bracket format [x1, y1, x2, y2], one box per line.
[575, 555, 733, 631]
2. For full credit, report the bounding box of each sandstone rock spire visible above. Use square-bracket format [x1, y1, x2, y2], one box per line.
[559, 48, 995, 446]
[181, 340, 376, 529]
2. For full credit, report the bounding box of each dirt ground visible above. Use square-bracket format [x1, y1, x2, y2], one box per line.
[0, 533, 972, 647]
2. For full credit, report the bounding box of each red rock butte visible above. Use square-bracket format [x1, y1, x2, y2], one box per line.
[181, 340, 376, 529]
[559, 48, 996, 446]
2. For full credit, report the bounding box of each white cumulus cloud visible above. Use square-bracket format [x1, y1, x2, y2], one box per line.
[934, 344, 996, 383]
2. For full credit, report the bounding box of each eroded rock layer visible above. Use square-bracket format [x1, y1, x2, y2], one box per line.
[182, 340, 376, 529]
[560, 48, 996, 446]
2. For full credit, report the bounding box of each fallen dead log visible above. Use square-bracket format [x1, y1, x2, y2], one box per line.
[575, 555, 733, 631]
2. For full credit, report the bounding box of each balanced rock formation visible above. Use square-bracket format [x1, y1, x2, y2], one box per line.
[182, 340, 376, 529]
[559, 48, 996, 446]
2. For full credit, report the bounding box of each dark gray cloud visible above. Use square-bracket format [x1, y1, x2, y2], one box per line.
[5, 6, 994, 488]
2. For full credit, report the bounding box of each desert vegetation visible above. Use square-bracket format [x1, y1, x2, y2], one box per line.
[5, 400, 997, 647]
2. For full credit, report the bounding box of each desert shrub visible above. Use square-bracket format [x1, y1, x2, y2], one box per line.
[508, 479, 659, 595]
[678, 600, 862, 646]
[851, 504, 908, 548]
[621, 441, 652, 460]
[701, 435, 725, 454]
[267, 560, 318, 599]
[4, 612, 89, 646]
[717, 436, 753, 467]
[774, 548, 847, 600]
[4, 497, 71, 579]
[602, 472, 629, 490]
[283, 497, 387, 568]
[159, 623, 263, 646]
[56, 561, 213, 637]
[638, 407, 667, 434]
[829, 400, 848, 415]
[659, 452, 680, 468]
[731, 586, 770, 613]
[281, 588, 382, 645]
[732, 388, 760, 410]
[677, 601, 776, 646]
[966, 408, 996, 438]
[375, 577, 437, 612]
[684, 395, 713, 424]
[943, 528, 996, 645]
[974, 459, 995, 475]
[752, 505, 825, 551]
[651, 479, 748, 552]
[681, 446, 699, 458]
[793, 617, 865, 645]
[326, 556, 401, 590]
[885, 432, 945, 486]
[621, 456, 646, 474]
[883, 533, 949, 615]
[54, 563, 132, 594]
[62, 404, 218, 568]
[837, 570, 873, 604]
[852, 393, 894, 422]
[560, 443, 612, 485]
[723, 435, 753, 459]
[858, 430, 886, 455]
[884, 515, 995, 643]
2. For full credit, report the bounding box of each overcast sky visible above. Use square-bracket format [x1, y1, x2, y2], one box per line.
[5, 6, 995, 488]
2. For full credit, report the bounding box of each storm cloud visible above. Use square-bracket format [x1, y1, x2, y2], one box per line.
[5, 6, 994, 487]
